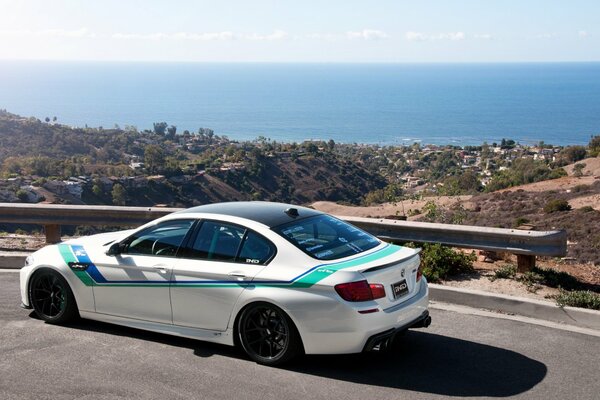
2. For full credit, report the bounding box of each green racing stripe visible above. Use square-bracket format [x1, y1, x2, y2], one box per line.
[59, 243, 403, 289]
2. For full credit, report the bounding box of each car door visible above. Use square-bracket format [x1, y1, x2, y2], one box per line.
[171, 220, 275, 331]
[92, 219, 195, 324]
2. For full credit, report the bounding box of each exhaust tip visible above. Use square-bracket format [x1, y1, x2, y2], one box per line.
[423, 316, 432, 328]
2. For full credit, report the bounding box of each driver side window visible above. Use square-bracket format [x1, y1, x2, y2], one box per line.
[124, 219, 195, 257]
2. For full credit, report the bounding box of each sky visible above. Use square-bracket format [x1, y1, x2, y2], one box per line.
[0, 0, 599, 62]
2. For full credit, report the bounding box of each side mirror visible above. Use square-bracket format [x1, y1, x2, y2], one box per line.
[106, 242, 125, 256]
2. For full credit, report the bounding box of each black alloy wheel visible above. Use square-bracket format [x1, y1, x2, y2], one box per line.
[30, 269, 78, 323]
[238, 302, 302, 365]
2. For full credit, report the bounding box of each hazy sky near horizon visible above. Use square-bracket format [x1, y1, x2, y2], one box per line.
[1, 0, 599, 62]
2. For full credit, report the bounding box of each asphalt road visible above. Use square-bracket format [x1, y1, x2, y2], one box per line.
[1, 271, 599, 400]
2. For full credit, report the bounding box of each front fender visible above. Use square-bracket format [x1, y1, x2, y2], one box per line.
[20, 245, 95, 312]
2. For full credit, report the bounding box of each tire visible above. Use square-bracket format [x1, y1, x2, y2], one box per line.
[237, 302, 302, 366]
[29, 268, 79, 324]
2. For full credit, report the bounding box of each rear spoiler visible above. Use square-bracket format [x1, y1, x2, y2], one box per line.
[361, 249, 421, 274]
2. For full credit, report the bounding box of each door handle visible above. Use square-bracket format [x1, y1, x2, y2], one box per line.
[152, 264, 169, 274]
[228, 271, 247, 281]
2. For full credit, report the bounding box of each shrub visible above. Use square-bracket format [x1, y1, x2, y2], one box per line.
[543, 199, 571, 213]
[531, 267, 582, 290]
[514, 217, 530, 227]
[580, 206, 595, 212]
[417, 243, 476, 282]
[16, 189, 29, 202]
[517, 271, 544, 293]
[554, 289, 600, 310]
[571, 184, 589, 193]
[489, 264, 517, 281]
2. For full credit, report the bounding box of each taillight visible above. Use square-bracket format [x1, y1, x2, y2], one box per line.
[416, 262, 423, 282]
[335, 280, 386, 302]
[369, 283, 386, 299]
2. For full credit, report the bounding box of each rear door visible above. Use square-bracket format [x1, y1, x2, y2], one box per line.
[170, 220, 275, 331]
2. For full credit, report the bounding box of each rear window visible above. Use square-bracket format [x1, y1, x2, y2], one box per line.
[273, 215, 380, 260]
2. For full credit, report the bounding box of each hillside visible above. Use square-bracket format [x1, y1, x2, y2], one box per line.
[0, 110, 385, 206]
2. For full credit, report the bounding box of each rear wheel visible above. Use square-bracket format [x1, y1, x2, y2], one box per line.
[238, 302, 302, 366]
[29, 269, 78, 324]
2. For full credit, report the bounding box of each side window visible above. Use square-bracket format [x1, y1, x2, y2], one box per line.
[125, 219, 195, 257]
[190, 221, 245, 261]
[238, 231, 275, 265]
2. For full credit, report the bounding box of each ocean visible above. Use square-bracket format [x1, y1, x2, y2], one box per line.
[0, 61, 599, 146]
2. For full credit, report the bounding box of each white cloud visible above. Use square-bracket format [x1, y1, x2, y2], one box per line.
[439, 32, 465, 41]
[405, 31, 428, 41]
[112, 31, 235, 41]
[305, 33, 339, 41]
[578, 30, 589, 39]
[243, 30, 289, 41]
[405, 31, 466, 41]
[0, 28, 92, 38]
[346, 29, 389, 40]
[474, 33, 493, 40]
[112, 30, 289, 42]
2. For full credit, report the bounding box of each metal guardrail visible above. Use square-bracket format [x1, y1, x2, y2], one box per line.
[0, 203, 567, 271]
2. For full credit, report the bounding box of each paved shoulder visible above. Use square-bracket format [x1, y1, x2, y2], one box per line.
[1, 274, 599, 400]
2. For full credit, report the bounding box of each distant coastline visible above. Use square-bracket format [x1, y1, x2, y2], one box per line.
[1, 61, 599, 146]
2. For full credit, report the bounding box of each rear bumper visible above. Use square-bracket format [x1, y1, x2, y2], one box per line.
[298, 278, 429, 354]
[363, 310, 431, 352]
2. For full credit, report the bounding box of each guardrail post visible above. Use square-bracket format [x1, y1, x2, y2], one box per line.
[44, 224, 61, 244]
[517, 254, 536, 272]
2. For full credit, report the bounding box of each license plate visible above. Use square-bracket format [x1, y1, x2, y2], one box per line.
[391, 279, 409, 299]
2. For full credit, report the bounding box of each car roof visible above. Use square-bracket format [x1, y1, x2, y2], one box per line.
[174, 201, 323, 228]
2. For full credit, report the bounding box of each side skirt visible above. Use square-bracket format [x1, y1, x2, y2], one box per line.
[79, 311, 235, 346]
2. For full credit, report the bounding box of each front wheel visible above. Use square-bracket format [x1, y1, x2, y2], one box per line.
[238, 302, 302, 366]
[29, 269, 78, 324]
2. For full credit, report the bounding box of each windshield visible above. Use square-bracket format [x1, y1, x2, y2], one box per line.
[273, 215, 380, 260]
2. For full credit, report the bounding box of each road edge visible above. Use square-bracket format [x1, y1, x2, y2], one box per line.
[429, 283, 600, 331]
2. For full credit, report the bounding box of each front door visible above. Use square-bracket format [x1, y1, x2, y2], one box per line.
[91, 219, 195, 324]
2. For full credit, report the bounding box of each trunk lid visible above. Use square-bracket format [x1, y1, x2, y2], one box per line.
[356, 245, 422, 309]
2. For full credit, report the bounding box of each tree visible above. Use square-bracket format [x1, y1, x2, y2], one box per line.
[92, 184, 103, 197]
[589, 135, 600, 157]
[111, 184, 126, 205]
[44, 117, 50, 123]
[305, 142, 318, 154]
[573, 163, 586, 177]
[327, 139, 335, 151]
[144, 145, 165, 173]
[560, 146, 587, 163]
[166, 125, 177, 139]
[153, 122, 168, 136]
[16, 189, 29, 202]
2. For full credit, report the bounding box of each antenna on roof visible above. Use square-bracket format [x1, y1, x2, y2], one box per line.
[284, 207, 299, 217]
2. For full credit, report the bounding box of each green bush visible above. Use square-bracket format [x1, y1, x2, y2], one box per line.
[417, 243, 476, 282]
[554, 289, 600, 310]
[514, 217, 530, 227]
[543, 199, 571, 213]
[518, 271, 544, 292]
[16, 189, 29, 202]
[531, 267, 581, 290]
[490, 264, 517, 281]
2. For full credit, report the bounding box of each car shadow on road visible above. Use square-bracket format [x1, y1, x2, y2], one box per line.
[59, 316, 546, 397]
[287, 330, 547, 397]
[58, 316, 245, 360]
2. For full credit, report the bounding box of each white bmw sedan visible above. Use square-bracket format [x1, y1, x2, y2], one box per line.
[20, 202, 430, 365]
